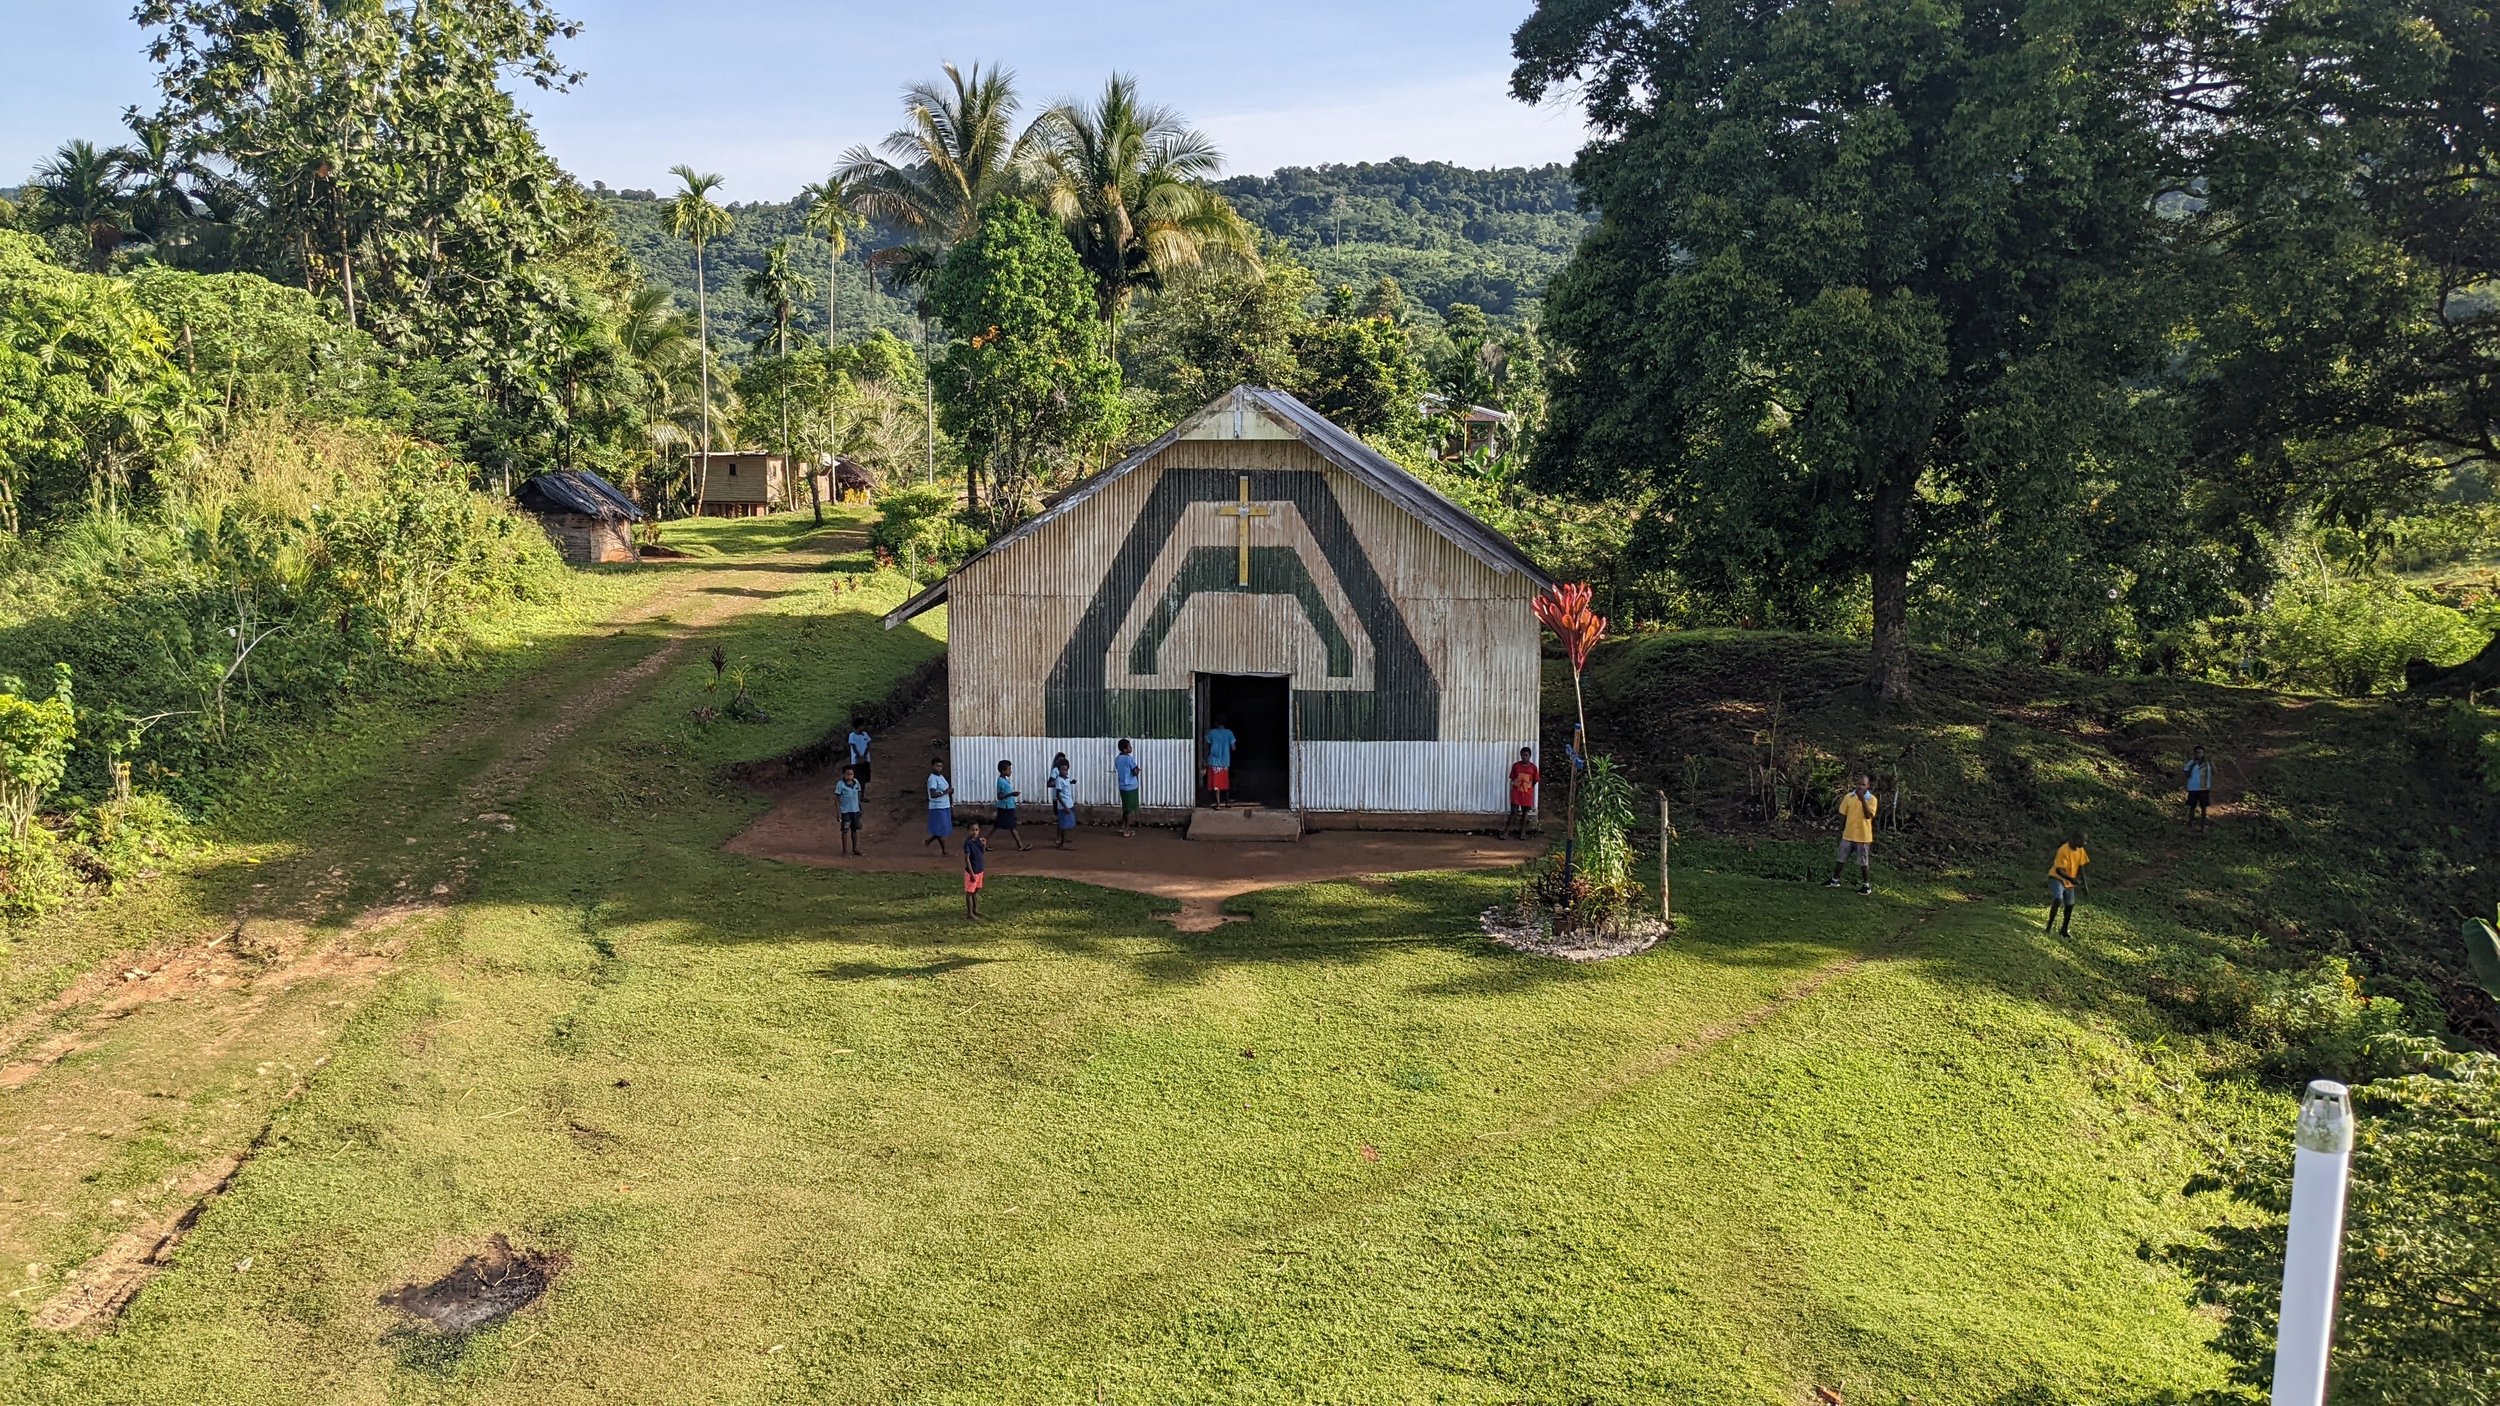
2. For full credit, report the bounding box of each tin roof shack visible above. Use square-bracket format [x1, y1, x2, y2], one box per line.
[697, 453, 788, 517]
[515, 470, 642, 565]
[885, 386, 1551, 835]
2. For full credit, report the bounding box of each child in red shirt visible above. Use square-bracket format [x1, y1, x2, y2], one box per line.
[1506, 747, 1539, 840]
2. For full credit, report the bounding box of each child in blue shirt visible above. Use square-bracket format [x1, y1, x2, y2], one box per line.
[834, 763, 864, 856]
[1205, 720, 1237, 809]
[1114, 738, 1142, 837]
[1049, 756, 1078, 849]
[963, 823, 986, 921]
[993, 759, 1029, 851]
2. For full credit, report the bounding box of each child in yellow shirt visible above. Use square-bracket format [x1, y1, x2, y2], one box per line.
[2046, 830, 2090, 936]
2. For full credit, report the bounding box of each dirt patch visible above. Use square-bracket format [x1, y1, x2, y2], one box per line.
[728, 690, 1536, 925]
[27, 1069, 308, 1336]
[380, 1235, 565, 1335]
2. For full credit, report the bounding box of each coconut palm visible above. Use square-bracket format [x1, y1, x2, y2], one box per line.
[798, 174, 863, 347]
[29, 140, 134, 271]
[1034, 75, 1257, 334]
[742, 238, 817, 358]
[616, 286, 699, 511]
[664, 166, 732, 513]
[836, 62, 1046, 285]
[110, 119, 199, 250]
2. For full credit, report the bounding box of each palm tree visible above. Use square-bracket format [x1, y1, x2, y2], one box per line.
[664, 167, 733, 514]
[836, 62, 1046, 283]
[1034, 75, 1257, 336]
[110, 119, 198, 252]
[617, 285, 700, 512]
[742, 238, 817, 358]
[798, 174, 863, 349]
[29, 140, 133, 271]
[743, 239, 818, 486]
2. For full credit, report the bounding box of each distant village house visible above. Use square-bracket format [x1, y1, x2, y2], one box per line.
[515, 470, 642, 565]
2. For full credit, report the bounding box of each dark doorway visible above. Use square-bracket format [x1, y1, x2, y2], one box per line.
[1197, 673, 1292, 808]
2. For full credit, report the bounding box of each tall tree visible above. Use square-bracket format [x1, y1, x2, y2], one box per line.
[797, 173, 861, 348]
[1514, 0, 2190, 701]
[665, 165, 731, 512]
[837, 62, 1044, 285]
[26, 140, 133, 272]
[928, 198, 1124, 527]
[743, 238, 817, 477]
[133, 0, 614, 484]
[1032, 73, 1257, 335]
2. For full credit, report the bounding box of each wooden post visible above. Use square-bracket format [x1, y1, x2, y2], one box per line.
[1657, 789, 1672, 929]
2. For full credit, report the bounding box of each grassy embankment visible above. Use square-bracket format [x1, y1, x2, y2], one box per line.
[9, 564, 2491, 1403]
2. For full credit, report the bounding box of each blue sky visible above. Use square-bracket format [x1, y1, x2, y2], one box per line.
[1, 2, 1589, 198]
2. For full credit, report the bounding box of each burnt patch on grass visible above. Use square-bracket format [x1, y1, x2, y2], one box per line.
[380, 1234, 565, 1336]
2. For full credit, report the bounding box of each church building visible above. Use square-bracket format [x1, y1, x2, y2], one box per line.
[883, 386, 1550, 831]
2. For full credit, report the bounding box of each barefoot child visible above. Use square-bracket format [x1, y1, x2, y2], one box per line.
[834, 763, 864, 856]
[963, 822, 987, 920]
[1049, 755, 1078, 850]
[1115, 738, 1142, 837]
[924, 757, 953, 855]
[993, 759, 1030, 851]
[1205, 718, 1237, 809]
[1505, 746, 1539, 840]
[2046, 830, 2090, 936]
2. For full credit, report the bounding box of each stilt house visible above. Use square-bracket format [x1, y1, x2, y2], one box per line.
[696, 452, 788, 516]
[882, 386, 1551, 828]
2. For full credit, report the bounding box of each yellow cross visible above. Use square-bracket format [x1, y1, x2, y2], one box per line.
[1213, 475, 1273, 586]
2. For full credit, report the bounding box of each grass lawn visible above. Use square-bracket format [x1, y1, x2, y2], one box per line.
[0, 520, 2286, 1404]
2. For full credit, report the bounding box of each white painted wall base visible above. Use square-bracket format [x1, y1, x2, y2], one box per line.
[947, 737, 1537, 816]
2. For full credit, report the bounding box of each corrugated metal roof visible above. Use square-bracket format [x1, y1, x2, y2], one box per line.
[516, 470, 643, 522]
[882, 386, 1551, 629]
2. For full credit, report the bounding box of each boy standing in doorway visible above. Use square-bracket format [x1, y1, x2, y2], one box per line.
[1827, 773, 1879, 895]
[1115, 739, 1142, 837]
[1506, 747, 1539, 840]
[963, 822, 987, 921]
[1206, 717, 1237, 809]
[2184, 746, 2213, 827]
[834, 763, 864, 857]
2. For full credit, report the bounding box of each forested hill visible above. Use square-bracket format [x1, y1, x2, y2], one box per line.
[593, 188, 924, 350]
[594, 159, 1592, 338]
[1215, 159, 1592, 318]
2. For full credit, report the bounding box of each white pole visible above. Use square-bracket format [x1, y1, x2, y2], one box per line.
[2271, 1079, 2355, 1406]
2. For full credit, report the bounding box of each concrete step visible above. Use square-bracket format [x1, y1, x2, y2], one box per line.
[1186, 806, 1303, 842]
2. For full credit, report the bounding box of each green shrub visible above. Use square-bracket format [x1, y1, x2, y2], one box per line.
[2146, 951, 2417, 1083]
[67, 791, 190, 889]
[2256, 572, 2486, 695]
[2174, 1041, 2500, 1404]
[0, 823, 71, 924]
[867, 485, 984, 583]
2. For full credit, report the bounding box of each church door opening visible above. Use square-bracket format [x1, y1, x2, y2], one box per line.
[1197, 673, 1292, 809]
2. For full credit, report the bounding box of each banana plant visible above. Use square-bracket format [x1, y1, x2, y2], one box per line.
[2467, 906, 2500, 1000]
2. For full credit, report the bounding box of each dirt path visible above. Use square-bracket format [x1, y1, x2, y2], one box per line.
[729, 690, 1534, 929]
[2, 533, 852, 1335]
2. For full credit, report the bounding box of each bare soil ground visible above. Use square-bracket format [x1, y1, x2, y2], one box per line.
[727, 693, 1535, 931]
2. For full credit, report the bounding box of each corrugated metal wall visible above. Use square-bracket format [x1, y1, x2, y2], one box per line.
[950, 736, 1196, 812]
[1293, 741, 1537, 813]
[942, 436, 1539, 814]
